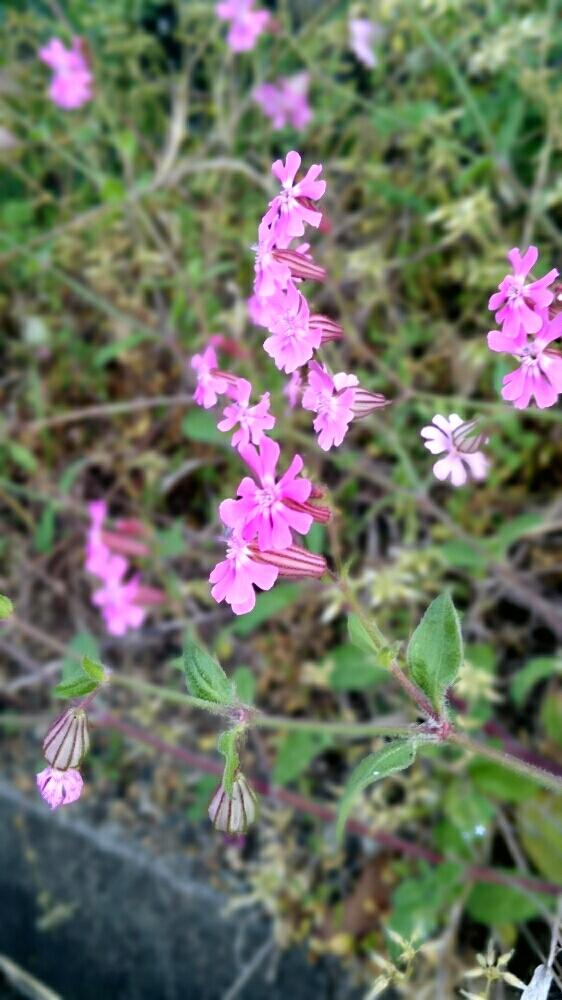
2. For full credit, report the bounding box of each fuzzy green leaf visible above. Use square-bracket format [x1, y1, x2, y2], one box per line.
[0, 595, 14, 619]
[183, 639, 235, 706]
[81, 656, 105, 683]
[336, 741, 417, 842]
[407, 593, 463, 712]
[53, 677, 98, 699]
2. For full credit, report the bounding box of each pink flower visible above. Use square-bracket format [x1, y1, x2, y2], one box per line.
[210, 531, 278, 614]
[85, 500, 112, 577]
[420, 414, 489, 486]
[488, 246, 558, 342]
[262, 282, 321, 373]
[39, 37, 93, 110]
[253, 223, 293, 298]
[37, 766, 83, 809]
[488, 313, 562, 409]
[349, 19, 382, 69]
[217, 378, 275, 449]
[219, 436, 313, 550]
[92, 563, 147, 636]
[302, 361, 358, 450]
[191, 344, 228, 408]
[216, 0, 269, 52]
[261, 151, 326, 245]
[284, 371, 302, 409]
[253, 73, 312, 131]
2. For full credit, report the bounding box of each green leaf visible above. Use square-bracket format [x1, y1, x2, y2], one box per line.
[233, 666, 255, 705]
[511, 657, 562, 707]
[517, 794, 562, 885]
[388, 862, 463, 941]
[183, 639, 235, 705]
[53, 677, 98, 699]
[347, 613, 376, 653]
[466, 881, 541, 926]
[336, 741, 417, 842]
[273, 731, 331, 785]
[230, 583, 301, 636]
[82, 656, 105, 683]
[406, 593, 463, 712]
[218, 730, 239, 796]
[327, 643, 386, 691]
[34, 503, 56, 553]
[7, 442, 37, 473]
[0, 595, 14, 619]
[441, 540, 486, 571]
[60, 632, 100, 684]
[469, 760, 538, 803]
[181, 409, 225, 445]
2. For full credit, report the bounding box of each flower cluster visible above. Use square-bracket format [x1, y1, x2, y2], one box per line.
[215, 0, 270, 52]
[253, 73, 312, 131]
[487, 245, 561, 409]
[39, 37, 93, 110]
[85, 501, 164, 635]
[37, 707, 90, 810]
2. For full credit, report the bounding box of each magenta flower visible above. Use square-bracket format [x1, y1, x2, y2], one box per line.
[263, 283, 321, 373]
[219, 436, 313, 550]
[210, 531, 279, 614]
[420, 414, 489, 486]
[217, 377, 276, 449]
[37, 766, 83, 810]
[39, 37, 93, 110]
[261, 151, 326, 245]
[284, 371, 302, 409]
[216, 0, 269, 52]
[91, 562, 147, 636]
[191, 344, 228, 408]
[488, 313, 562, 409]
[253, 73, 312, 131]
[253, 223, 293, 298]
[488, 246, 558, 342]
[302, 361, 358, 451]
[85, 500, 110, 577]
[349, 18, 381, 69]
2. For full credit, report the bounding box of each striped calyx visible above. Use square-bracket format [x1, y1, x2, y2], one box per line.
[42, 708, 90, 770]
[208, 772, 257, 835]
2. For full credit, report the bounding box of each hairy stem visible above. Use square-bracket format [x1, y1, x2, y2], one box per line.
[450, 732, 562, 797]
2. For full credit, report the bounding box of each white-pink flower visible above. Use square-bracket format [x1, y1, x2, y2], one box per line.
[39, 37, 93, 110]
[349, 19, 382, 69]
[219, 436, 313, 550]
[302, 361, 358, 451]
[253, 73, 312, 131]
[217, 377, 275, 449]
[191, 344, 228, 408]
[488, 312, 562, 409]
[261, 151, 326, 246]
[209, 531, 279, 614]
[262, 282, 321, 373]
[421, 414, 489, 486]
[37, 766, 84, 809]
[216, 0, 269, 52]
[488, 245, 558, 344]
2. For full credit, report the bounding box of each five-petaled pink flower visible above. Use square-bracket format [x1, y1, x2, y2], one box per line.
[216, 0, 269, 52]
[262, 282, 321, 373]
[37, 766, 84, 809]
[488, 313, 562, 409]
[217, 377, 276, 449]
[209, 531, 278, 614]
[488, 245, 558, 343]
[191, 344, 228, 408]
[261, 151, 326, 246]
[421, 414, 489, 486]
[302, 361, 358, 451]
[253, 73, 312, 131]
[219, 436, 313, 550]
[39, 37, 93, 110]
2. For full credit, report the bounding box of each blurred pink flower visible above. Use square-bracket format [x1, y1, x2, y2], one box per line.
[488, 313, 562, 409]
[39, 37, 93, 110]
[219, 436, 312, 550]
[210, 531, 278, 614]
[262, 151, 326, 245]
[284, 371, 302, 409]
[91, 560, 147, 636]
[262, 282, 321, 373]
[488, 245, 558, 343]
[216, 0, 269, 52]
[421, 414, 489, 485]
[349, 18, 381, 69]
[302, 361, 358, 450]
[253, 73, 312, 131]
[217, 377, 275, 449]
[191, 344, 228, 408]
[37, 766, 83, 809]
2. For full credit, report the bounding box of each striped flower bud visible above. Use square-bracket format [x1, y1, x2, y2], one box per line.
[42, 708, 90, 770]
[309, 314, 344, 343]
[283, 497, 332, 524]
[351, 388, 390, 418]
[249, 542, 327, 579]
[271, 249, 327, 283]
[208, 772, 257, 835]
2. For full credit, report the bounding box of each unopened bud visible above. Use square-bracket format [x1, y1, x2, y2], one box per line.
[42, 708, 90, 770]
[309, 314, 344, 343]
[272, 249, 327, 283]
[351, 388, 390, 418]
[249, 542, 327, 578]
[451, 419, 488, 454]
[283, 497, 332, 524]
[208, 772, 257, 834]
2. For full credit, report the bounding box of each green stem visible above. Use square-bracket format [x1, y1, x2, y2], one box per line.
[110, 673, 231, 718]
[450, 732, 562, 797]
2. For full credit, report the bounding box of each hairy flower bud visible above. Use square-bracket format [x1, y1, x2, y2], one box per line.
[309, 314, 344, 343]
[249, 542, 327, 578]
[351, 388, 390, 418]
[283, 497, 332, 524]
[272, 249, 327, 283]
[208, 772, 257, 834]
[42, 708, 90, 770]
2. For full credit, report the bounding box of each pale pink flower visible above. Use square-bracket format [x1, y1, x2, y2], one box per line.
[253, 223, 293, 298]
[39, 37, 93, 110]
[92, 562, 147, 636]
[488, 245, 558, 342]
[217, 377, 275, 449]
[219, 436, 313, 550]
[191, 344, 228, 408]
[349, 19, 381, 69]
[284, 371, 302, 409]
[302, 361, 358, 451]
[488, 313, 562, 409]
[421, 414, 489, 486]
[210, 531, 279, 614]
[247, 292, 271, 327]
[263, 282, 321, 373]
[216, 0, 269, 52]
[37, 766, 83, 809]
[85, 500, 112, 577]
[253, 73, 312, 131]
[261, 151, 326, 245]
